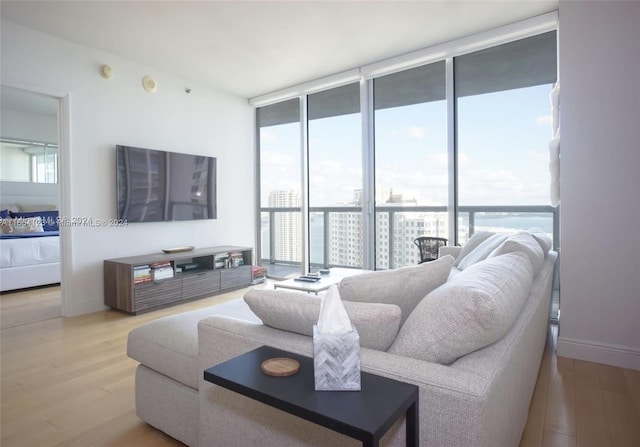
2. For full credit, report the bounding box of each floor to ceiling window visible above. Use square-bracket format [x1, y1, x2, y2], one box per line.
[256, 99, 302, 277]
[255, 16, 558, 278]
[373, 62, 447, 269]
[455, 31, 557, 244]
[307, 83, 362, 269]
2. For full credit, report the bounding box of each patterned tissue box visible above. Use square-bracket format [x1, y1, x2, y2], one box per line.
[313, 325, 361, 391]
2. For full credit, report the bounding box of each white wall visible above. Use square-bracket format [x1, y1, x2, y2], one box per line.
[1, 19, 254, 316]
[557, 1, 640, 369]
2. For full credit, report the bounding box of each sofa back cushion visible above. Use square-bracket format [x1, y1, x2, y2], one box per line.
[388, 251, 533, 365]
[456, 233, 507, 270]
[338, 255, 454, 326]
[453, 231, 494, 267]
[244, 289, 402, 351]
[527, 227, 553, 253]
[488, 232, 545, 276]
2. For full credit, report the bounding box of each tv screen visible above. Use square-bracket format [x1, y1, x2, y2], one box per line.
[116, 145, 217, 223]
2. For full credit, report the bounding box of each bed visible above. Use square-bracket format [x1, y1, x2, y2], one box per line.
[0, 207, 61, 292]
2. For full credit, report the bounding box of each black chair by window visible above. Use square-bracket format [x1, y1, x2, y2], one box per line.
[413, 237, 448, 264]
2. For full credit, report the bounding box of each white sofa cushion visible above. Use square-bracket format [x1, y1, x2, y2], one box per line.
[453, 231, 494, 266]
[456, 233, 507, 270]
[388, 252, 534, 365]
[243, 289, 402, 351]
[489, 232, 545, 276]
[338, 255, 454, 326]
[528, 227, 553, 253]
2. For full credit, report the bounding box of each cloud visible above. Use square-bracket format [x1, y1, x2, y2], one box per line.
[386, 126, 429, 140]
[536, 115, 552, 126]
[261, 150, 296, 171]
[527, 149, 548, 164]
[375, 159, 448, 205]
[309, 160, 362, 205]
[260, 128, 278, 142]
[457, 163, 549, 205]
[404, 126, 428, 139]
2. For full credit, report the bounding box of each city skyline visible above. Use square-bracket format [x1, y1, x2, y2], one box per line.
[263, 187, 553, 270]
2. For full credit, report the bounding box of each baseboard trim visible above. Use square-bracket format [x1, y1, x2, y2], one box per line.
[64, 299, 109, 317]
[557, 336, 640, 370]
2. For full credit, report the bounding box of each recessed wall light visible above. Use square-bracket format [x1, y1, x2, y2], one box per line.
[142, 76, 157, 93]
[100, 64, 113, 79]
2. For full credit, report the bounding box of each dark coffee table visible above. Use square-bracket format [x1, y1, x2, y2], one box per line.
[203, 345, 419, 447]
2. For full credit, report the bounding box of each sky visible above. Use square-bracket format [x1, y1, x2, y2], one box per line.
[259, 83, 554, 208]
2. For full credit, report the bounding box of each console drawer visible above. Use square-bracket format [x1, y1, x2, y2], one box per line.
[134, 278, 182, 311]
[182, 270, 221, 299]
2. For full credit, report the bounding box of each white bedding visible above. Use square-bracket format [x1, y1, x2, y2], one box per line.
[0, 235, 60, 268]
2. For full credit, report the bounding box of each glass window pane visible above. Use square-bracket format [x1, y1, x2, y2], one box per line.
[308, 83, 362, 270]
[257, 99, 302, 277]
[374, 61, 448, 269]
[455, 31, 557, 243]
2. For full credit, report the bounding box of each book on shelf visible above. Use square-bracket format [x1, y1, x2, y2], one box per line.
[150, 260, 174, 280]
[153, 268, 174, 281]
[134, 276, 153, 284]
[150, 261, 172, 269]
[134, 264, 152, 283]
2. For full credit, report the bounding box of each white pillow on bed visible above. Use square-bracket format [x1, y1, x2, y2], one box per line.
[0, 217, 44, 234]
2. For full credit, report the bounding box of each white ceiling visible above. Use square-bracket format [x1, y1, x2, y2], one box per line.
[0, 0, 558, 99]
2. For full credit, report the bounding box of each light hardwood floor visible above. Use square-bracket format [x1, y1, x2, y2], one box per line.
[1, 287, 639, 447]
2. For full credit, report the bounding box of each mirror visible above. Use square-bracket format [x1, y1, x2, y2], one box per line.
[0, 86, 59, 184]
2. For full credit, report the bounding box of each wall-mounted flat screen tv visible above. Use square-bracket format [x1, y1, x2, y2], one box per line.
[116, 145, 217, 223]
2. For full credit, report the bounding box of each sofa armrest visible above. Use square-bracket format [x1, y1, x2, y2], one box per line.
[197, 316, 488, 447]
[439, 245, 461, 259]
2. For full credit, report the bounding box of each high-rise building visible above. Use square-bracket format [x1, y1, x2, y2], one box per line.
[268, 190, 302, 263]
[327, 190, 446, 269]
[266, 188, 447, 269]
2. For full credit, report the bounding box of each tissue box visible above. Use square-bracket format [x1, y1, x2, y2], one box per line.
[313, 325, 361, 391]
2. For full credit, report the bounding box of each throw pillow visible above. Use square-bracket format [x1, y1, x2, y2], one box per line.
[456, 233, 507, 270]
[11, 210, 59, 231]
[453, 231, 494, 267]
[488, 232, 545, 276]
[338, 255, 454, 326]
[0, 217, 44, 234]
[243, 289, 402, 351]
[388, 252, 533, 365]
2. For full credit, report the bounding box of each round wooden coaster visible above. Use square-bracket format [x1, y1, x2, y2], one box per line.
[260, 357, 300, 377]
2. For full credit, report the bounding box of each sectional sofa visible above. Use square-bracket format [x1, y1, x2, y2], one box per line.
[127, 229, 557, 446]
